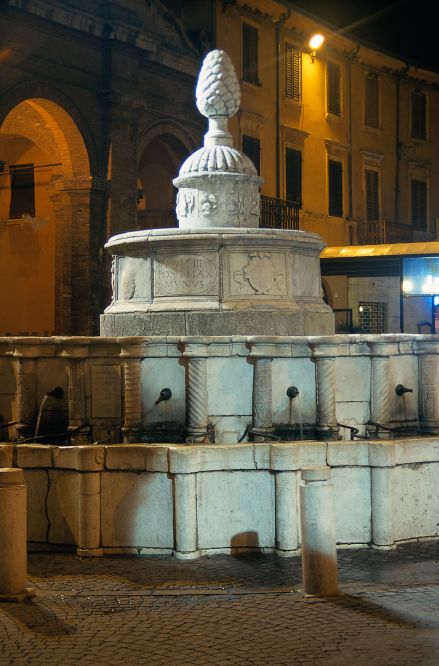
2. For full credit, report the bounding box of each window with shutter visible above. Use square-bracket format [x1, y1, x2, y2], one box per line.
[411, 90, 427, 139]
[242, 135, 260, 174]
[8, 163, 35, 219]
[365, 169, 380, 221]
[328, 160, 343, 217]
[327, 61, 341, 116]
[285, 148, 302, 205]
[364, 73, 379, 128]
[285, 43, 302, 101]
[242, 23, 259, 85]
[411, 179, 427, 229]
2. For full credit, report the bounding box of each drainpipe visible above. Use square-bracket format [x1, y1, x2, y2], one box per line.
[394, 70, 404, 225]
[275, 7, 291, 199]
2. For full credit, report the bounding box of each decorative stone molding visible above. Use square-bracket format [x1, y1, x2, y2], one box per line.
[182, 340, 209, 443]
[120, 341, 146, 443]
[366, 338, 397, 436]
[415, 338, 439, 434]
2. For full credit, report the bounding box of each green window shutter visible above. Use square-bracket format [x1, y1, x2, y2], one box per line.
[365, 169, 379, 221]
[285, 44, 301, 101]
[327, 61, 341, 115]
[411, 90, 426, 139]
[365, 74, 379, 128]
[242, 23, 259, 84]
[8, 163, 35, 219]
[411, 179, 427, 229]
[328, 160, 343, 217]
[285, 148, 302, 205]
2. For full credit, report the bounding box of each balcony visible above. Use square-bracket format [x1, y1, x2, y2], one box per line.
[260, 195, 301, 230]
[356, 220, 419, 245]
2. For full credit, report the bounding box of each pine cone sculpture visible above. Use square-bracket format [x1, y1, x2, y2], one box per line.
[196, 49, 241, 118]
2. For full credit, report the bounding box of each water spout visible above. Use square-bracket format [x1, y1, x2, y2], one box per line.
[155, 388, 172, 405]
[34, 387, 64, 443]
[395, 384, 413, 396]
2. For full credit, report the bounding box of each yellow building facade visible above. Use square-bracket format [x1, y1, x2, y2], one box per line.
[213, 0, 439, 247]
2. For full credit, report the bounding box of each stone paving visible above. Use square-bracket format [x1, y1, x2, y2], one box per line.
[0, 541, 438, 665]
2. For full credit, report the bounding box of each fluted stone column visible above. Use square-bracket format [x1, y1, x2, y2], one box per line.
[248, 339, 277, 442]
[415, 338, 439, 435]
[309, 338, 342, 441]
[367, 339, 395, 437]
[183, 339, 209, 444]
[61, 340, 91, 443]
[120, 340, 145, 443]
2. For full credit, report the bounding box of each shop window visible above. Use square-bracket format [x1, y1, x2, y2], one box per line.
[364, 73, 379, 128]
[411, 90, 426, 139]
[285, 147, 302, 205]
[411, 178, 427, 229]
[328, 159, 343, 217]
[242, 135, 260, 174]
[242, 22, 259, 85]
[285, 43, 301, 101]
[327, 61, 341, 116]
[365, 169, 380, 221]
[8, 163, 35, 219]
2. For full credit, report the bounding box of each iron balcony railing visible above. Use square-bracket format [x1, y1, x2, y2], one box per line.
[260, 195, 301, 230]
[356, 219, 415, 245]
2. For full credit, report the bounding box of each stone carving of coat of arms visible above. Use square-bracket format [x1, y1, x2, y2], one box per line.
[234, 252, 284, 295]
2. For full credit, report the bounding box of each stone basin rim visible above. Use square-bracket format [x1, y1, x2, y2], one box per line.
[105, 227, 325, 249]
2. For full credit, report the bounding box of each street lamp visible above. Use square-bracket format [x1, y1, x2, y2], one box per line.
[308, 33, 325, 61]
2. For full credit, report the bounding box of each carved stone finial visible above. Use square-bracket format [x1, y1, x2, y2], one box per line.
[195, 49, 240, 119]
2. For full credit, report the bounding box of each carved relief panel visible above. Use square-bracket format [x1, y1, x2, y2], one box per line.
[117, 256, 151, 302]
[224, 250, 289, 299]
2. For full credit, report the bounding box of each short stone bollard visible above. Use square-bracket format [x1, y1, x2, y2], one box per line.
[0, 468, 33, 602]
[300, 466, 339, 596]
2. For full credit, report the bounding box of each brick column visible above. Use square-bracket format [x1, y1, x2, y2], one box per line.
[415, 338, 439, 435]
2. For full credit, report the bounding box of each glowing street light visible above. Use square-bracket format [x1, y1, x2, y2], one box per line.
[308, 33, 325, 61]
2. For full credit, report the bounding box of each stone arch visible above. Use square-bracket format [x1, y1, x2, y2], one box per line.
[137, 120, 198, 229]
[0, 81, 98, 175]
[0, 90, 102, 335]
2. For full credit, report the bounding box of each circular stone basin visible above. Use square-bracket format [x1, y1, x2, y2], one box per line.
[100, 227, 334, 337]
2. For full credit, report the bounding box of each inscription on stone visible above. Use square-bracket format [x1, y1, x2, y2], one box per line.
[91, 365, 122, 418]
[155, 254, 218, 296]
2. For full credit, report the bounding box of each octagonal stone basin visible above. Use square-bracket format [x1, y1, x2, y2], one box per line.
[100, 227, 334, 337]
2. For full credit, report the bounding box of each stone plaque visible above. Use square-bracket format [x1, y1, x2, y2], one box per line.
[154, 254, 218, 296]
[91, 365, 122, 418]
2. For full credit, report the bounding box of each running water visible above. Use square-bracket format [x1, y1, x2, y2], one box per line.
[34, 393, 48, 442]
[295, 394, 304, 441]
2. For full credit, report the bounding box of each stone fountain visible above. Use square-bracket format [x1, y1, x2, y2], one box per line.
[101, 50, 334, 337]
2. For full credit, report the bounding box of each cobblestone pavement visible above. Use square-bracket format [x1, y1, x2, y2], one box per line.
[1, 541, 438, 665]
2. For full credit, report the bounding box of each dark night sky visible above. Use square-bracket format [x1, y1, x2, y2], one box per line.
[290, 1, 439, 71]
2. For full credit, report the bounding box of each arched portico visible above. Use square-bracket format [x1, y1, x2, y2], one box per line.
[137, 121, 196, 229]
[0, 94, 104, 334]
